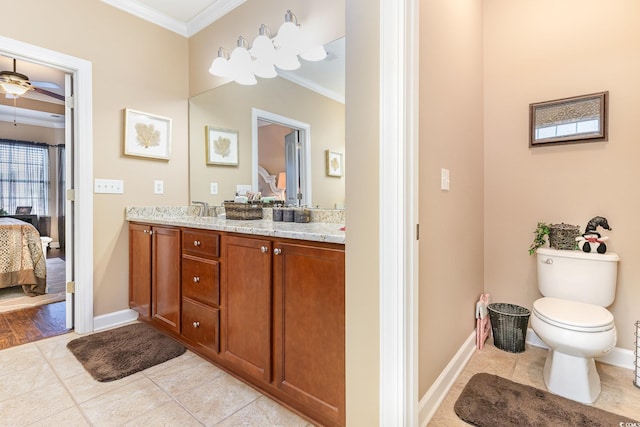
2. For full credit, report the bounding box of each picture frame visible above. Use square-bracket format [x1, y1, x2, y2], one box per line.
[325, 150, 343, 177]
[530, 91, 608, 147]
[123, 108, 172, 160]
[15, 206, 32, 215]
[206, 126, 239, 166]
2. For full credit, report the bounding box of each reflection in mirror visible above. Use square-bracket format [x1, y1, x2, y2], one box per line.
[252, 108, 311, 206]
[189, 38, 345, 209]
[529, 91, 608, 146]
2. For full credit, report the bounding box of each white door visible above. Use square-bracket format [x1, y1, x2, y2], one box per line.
[64, 73, 74, 329]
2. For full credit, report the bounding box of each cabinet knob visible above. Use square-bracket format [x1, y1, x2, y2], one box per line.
[260, 246, 268, 253]
[193, 240, 201, 247]
[274, 248, 282, 255]
[193, 276, 200, 283]
[193, 321, 200, 328]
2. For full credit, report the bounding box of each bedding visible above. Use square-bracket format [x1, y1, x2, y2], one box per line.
[0, 217, 46, 296]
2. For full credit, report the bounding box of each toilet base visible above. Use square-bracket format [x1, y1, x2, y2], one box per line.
[543, 349, 601, 404]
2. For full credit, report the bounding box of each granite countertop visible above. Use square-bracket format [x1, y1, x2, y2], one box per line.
[125, 206, 345, 244]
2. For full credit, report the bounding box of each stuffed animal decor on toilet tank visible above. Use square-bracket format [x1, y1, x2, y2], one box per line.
[576, 216, 611, 254]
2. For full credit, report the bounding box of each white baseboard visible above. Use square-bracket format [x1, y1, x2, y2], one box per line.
[93, 309, 139, 332]
[419, 331, 476, 426]
[526, 328, 635, 371]
[418, 327, 635, 426]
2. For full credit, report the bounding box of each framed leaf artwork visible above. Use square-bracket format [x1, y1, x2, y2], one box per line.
[206, 126, 239, 166]
[326, 150, 343, 177]
[123, 108, 172, 160]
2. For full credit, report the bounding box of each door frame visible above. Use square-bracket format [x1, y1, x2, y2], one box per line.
[379, 0, 419, 424]
[0, 36, 94, 334]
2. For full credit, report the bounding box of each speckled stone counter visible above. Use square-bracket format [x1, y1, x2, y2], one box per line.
[125, 206, 346, 244]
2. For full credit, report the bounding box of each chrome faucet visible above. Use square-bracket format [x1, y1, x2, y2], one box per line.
[191, 201, 209, 217]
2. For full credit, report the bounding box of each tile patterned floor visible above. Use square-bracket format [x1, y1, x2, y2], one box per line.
[0, 331, 313, 426]
[429, 339, 640, 425]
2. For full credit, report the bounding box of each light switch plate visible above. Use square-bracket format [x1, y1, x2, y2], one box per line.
[441, 168, 450, 191]
[94, 179, 124, 194]
[210, 182, 218, 195]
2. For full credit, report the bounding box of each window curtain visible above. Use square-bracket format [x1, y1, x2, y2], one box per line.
[57, 145, 65, 250]
[0, 140, 50, 216]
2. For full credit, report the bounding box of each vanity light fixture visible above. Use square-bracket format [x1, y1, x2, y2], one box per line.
[208, 9, 328, 85]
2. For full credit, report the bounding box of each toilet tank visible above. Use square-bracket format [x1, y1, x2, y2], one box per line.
[536, 247, 620, 307]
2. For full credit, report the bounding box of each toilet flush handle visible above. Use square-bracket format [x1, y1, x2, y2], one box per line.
[542, 258, 553, 264]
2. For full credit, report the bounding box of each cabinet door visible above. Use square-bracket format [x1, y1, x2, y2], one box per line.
[152, 226, 182, 333]
[129, 224, 152, 318]
[221, 235, 272, 383]
[273, 241, 345, 426]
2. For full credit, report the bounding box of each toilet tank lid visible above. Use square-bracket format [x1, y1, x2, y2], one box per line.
[533, 297, 614, 330]
[536, 247, 619, 262]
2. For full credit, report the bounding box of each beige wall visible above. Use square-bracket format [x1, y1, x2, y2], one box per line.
[189, 77, 345, 208]
[484, 0, 640, 350]
[419, 1, 485, 396]
[345, 0, 380, 424]
[0, 0, 190, 316]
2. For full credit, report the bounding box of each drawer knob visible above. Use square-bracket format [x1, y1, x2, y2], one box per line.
[193, 276, 200, 283]
[274, 248, 282, 255]
[260, 246, 268, 253]
[193, 240, 201, 247]
[193, 321, 200, 328]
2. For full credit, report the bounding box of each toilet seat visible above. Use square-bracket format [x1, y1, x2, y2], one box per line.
[533, 297, 614, 333]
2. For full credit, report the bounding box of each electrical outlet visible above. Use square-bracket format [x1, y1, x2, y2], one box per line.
[210, 182, 218, 195]
[154, 180, 164, 194]
[94, 179, 124, 194]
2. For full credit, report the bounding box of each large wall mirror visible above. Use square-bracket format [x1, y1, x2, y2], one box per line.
[189, 37, 345, 209]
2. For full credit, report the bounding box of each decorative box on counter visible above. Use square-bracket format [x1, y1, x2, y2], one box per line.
[223, 201, 263, 220]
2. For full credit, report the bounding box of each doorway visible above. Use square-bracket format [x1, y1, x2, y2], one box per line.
[251, 108, 312, 207]
[0, 35, 94, 335]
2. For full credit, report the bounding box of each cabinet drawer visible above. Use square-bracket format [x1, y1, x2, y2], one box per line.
[182, 255, 219, 306]
[183, 229, 220, 258]
[182, 298, 220, 353]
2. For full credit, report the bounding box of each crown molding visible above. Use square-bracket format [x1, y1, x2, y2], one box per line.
[101, 0, 246, 38]
[186, 0, 247, 37]
[0, 105, 65, 128]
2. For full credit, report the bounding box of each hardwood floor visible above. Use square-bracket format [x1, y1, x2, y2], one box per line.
[0, 301, 70, 350]
[0, 247, 70, 350]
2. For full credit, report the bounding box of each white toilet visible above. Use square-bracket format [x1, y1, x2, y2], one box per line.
[531, 247, 619, 404]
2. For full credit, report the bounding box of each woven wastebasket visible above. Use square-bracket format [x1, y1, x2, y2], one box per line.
[487, 303, 530, 353]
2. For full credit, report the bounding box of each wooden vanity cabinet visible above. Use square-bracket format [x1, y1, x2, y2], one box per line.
[128, 223, 181, 334]
[181, 229, 221, 355]
[272, 240, 345, 426]
[128, 223, 152, 318]
[220, 234, 273, 383]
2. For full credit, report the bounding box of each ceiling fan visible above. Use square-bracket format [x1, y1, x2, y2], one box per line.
[0, 58, 63, 101]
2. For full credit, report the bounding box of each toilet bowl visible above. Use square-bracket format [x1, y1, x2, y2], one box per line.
[532, 248, 619, 404]
[531, 297, 616, 403]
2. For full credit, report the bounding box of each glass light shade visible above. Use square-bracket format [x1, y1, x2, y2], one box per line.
[234, 71, 257, 86]
[228, 45, 253, 78]
[253, 60, 277, 79]
[209, 56, 230, 77]
[251, 34, 276, 60]
[274, 21, 300, 49]
[300, 45, 327, 62]
[274, 50, 300, 71]
[0, 82, 28, 96]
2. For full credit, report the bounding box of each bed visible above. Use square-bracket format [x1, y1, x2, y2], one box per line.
[0, 217, 46, 296]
